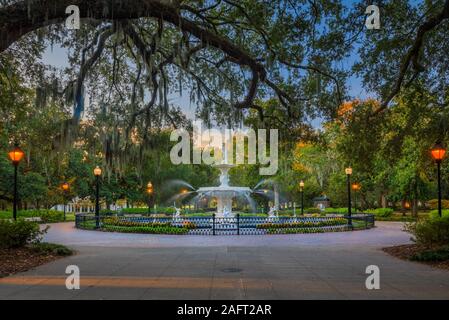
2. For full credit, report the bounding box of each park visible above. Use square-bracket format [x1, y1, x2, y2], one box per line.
[1, 0, 449, 301]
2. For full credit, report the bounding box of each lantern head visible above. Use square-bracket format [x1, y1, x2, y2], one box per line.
[352, 183, 360, 191]
[93, 166, 102, 176]
[147, 181, 153, 194]
[62, 182, 70, 191]
[8, 145, 25, 165]
[431, 143, 446, 162]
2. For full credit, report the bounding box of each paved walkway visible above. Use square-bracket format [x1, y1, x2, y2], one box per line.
[1, 222, 449, 299]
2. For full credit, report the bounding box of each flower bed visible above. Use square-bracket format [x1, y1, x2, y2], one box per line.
[101, 225, 190, 234]
[75, 214, 374, 235]
[256, 218, 347, 229]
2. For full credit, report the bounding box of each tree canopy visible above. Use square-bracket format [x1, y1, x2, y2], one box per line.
[0, 0, 448, 211]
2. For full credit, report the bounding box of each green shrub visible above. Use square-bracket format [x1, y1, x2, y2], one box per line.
[103, 217, 172, 228]
[427, 199, 449, 210]
[375, 215, 416, 222]
[0, 219, 48, 249]
[405, 216, 449, 247]
[277, 209, 322, 215]
[256, 218, 347, 229]
[324, 207, 348, 214]
[0, 210, 66, 222]
[305, 207, 322, 214]
[239, 213, 266, 217]
[99, 210, 116, 216]
[428, 209, 449, 219]
[120, 207, 178, 214]
[29, 243, 73, 256]
[365, 208, 394, 217]
[411, 246, 449, 262]
[38, 210, 65, 222]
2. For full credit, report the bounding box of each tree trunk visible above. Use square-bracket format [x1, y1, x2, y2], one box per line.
[412, 177, 419, 217]
[380, 193, 387, 208]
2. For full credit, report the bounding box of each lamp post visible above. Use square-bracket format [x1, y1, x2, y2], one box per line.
[299, 180, 305, 215]
[147, 181, 153, 214]
[352, 183, 360, 213]
[8, 144, 25, 221]
[345, 167, 353, 229]
[61, 182, 70, 221]
[431, 143, 446, 217]
[93, 166, 102, 229]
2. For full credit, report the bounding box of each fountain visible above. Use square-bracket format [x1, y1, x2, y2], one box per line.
[195, 144, 253, 218]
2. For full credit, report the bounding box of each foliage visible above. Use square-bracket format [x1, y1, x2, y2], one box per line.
[324, 207, 350, 214]
[0, 1, 448, 214]
[267, 228, 326, 234]
[29, 242, 73, 256]
[428, 209, 449, 219]
[0, 210, 66, 223]
[427, 199, 449, 210]
[256, 218, 347, 229]
[101, 225, 189, 235]
[405, 216, 449, 247]
[364, 208, 394, 218]
[0, 219, 48, 249]
[103, 217, 172, 228]
[410, 246, 449, 262]
[324, 207, 393, 217]
[121, 207, 177, 214]
[374, 215, 416, 222]
[304, 208, 322, 214]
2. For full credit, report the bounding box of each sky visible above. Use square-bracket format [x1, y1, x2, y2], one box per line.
[40, 2, 372, 130]
[41, 43, 369, 129]
[41, 44, 199, 120]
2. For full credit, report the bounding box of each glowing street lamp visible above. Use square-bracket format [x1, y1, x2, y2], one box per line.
[8, 144, 25, 221]
[345, 167, 353, 229]
[147, 181, 153, 214]
[61, 182, 70, 221]
[93, 166, 102, 228]
[352, 183, 361, 213]
[147, 182, 153, 193]
[299, 181, 305, 215]
[431, 143, 446, 217]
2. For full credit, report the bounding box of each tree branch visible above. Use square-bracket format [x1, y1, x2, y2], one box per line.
[374, 0, 449, 114]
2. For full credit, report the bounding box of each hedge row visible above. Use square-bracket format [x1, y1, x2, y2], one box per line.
[324, 207, 393, 217]
[256, 218, 347, 229]
[0, 210, 68, 223]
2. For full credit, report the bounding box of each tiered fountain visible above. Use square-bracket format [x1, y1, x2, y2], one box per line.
[195, 145, 253, 217]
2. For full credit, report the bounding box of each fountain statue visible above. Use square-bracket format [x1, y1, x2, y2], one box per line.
[222, 205, 231, 218]
[173, 206, 182, 222]
[268, 205, 277, 219]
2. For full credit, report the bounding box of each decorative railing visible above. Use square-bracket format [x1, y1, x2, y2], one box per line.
[75, 213, 375, 235]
